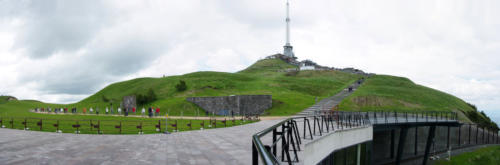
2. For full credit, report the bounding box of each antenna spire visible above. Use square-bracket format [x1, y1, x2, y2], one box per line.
[286, 0, 290, 44]
[283, 0, 295, 58]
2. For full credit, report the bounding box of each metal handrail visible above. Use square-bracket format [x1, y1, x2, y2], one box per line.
[252, 111, 370, 165]
[251, 110, 460, 165]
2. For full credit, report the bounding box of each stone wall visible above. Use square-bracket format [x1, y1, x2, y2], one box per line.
[186, 95, 272, 115]
[121, 95, 136, 110]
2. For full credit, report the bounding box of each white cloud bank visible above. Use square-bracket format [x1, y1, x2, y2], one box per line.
[1, 0, 499, 118]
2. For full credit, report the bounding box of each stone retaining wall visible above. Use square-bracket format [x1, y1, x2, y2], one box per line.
[186, 95, 272, 115]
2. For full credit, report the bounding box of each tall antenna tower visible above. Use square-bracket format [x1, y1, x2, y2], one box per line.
[283, 0, 295, 58]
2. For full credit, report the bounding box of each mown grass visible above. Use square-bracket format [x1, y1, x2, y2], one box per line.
[0, 100, 256, 134]
[338, 75, 475, 113]
[434, 146, 500, 165]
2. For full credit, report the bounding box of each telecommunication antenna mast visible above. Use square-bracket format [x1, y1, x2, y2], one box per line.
[283, 0, 295, 58]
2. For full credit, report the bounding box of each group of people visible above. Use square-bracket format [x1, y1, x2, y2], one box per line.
[33, 106, 162, 118]
[33, 107, 77, 114]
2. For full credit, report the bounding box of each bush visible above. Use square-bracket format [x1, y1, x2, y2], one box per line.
[285, 70, 299, 76]
[102, 95, 110, 102]
[465, 110, 499, 131]
[136, 88, 157, 105]
[176, 80, 187, 92]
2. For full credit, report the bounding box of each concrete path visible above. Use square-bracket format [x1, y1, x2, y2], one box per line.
[0, 119, 284, 165]
[0, 81, 364, 165]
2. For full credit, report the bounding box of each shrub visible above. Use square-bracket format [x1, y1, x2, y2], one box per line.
[176, 80, 187, 92]
[465, 110, 499, 131]
[102, 95, 110, 102]
[285, 70, 299, 76]
[136, 88, 157, 105]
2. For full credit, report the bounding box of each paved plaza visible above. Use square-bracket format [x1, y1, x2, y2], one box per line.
[0, 119, 283, 165]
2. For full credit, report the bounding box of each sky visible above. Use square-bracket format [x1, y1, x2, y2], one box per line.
[1, 0, 500, 121]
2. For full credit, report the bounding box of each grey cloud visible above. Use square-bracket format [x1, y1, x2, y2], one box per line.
[8, 0, 114, 58]
[19, 36, 169, 95]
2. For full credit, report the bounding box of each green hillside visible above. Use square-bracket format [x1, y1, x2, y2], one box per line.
[75, 59, 361, 116]
[337, 75, 490, 123]
[0, 59, 361, 118]
[1, 58, 493, 127]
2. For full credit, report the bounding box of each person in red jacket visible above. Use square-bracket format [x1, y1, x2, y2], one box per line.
[155, 107, 160, 116]
[132, 107, 136, 115]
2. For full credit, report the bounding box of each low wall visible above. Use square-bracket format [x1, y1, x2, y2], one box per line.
[186, 95, 272, 115]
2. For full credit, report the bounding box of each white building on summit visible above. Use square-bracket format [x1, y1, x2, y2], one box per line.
[283, 0, 295, 58]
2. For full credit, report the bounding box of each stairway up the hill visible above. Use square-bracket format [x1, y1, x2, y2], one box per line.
[294, 80, 363, 116]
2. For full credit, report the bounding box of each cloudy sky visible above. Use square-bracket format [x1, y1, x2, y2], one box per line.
[1, 0, 499, 119]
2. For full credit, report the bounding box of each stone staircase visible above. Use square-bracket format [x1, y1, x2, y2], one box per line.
[294, 80, 363, 116]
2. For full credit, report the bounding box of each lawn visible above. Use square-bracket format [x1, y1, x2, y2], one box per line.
[0, 99, 257, 134]
[434, 145, 500, 165]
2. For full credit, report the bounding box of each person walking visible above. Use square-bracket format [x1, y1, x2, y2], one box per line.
[156, 107, 160, 117]
[132, 107, 136, 115]
[90, 107, 93, 114]
[83, 108, 87, 114]
[148, 107, 153, 118]
[124, 108, 128, 116]
[141, 107, 145, 117]
[106, 107, 109, 115]
[118, 107, 122, 115]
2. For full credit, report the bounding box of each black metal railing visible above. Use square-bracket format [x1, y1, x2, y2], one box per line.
[366, 111, 458, 124]
[251, 110, 460, 165]
[252, 111, 371, 165]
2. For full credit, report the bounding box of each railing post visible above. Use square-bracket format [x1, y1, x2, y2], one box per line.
[97, 120, 101, 134]
[476, 125, 479, 144]
[468, 124, 472, 145]
[458, 124, 461, 146]
[272, 128, 277, 157]
[23, 118, 27, 130]
[252, 141, 258, 165]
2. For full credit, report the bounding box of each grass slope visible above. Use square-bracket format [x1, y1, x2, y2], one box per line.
[1, 59, 361, 119]
[338, 75, 476, 121]
[435, 146, 500, 165]
[77, 59, 360, 116]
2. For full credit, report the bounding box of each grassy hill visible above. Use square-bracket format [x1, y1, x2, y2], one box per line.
[1, 58, 494, 127]
[75, 59, 361, 116]
[0, 59, 361, 118]
[337, 75, 488, 123]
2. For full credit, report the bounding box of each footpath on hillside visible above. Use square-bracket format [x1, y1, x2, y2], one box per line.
[295, 79, 363, 116]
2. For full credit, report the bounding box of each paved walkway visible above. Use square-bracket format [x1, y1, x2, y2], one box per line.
[0, 119, 284, 165]
[0, 81, 365, 165]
